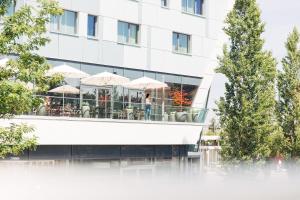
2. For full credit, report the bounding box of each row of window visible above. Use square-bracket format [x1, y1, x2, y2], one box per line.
[5, 0, 199, 55]
[5, 0, 205, 16]
[50, 10, 191, 54]
[133, 0, 205, 16]
[160, 0, 205, 16]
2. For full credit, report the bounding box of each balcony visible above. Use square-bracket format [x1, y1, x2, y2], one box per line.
[31, 95, 208, 124]
[0, 94, 209, 145]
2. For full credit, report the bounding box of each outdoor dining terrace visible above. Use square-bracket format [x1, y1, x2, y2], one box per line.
[32, 94, 208, 123]
[0, 59, 207, 124]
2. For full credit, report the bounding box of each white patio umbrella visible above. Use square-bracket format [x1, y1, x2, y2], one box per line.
[46, 64, 89, 79]
[81, 71, 129, 86]
[46, 64, 89, 110]
[124, 76, 168, 90]
[48, 85, 80, 115]
[124, 76, 168, 120]
[81, 71, 130, 118]
[49, 85, 80, 94]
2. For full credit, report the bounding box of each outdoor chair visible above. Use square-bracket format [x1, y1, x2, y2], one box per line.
[175, 111, 187, 122]
[37, 105, 47, 116]
[82, 108, 90, 118]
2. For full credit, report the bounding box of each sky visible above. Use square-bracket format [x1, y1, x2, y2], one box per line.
[207, 0, 300, 119]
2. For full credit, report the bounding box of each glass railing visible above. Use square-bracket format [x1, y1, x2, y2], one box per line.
[29, 95, 208, 124]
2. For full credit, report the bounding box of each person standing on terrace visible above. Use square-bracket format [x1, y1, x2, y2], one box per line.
[145, 93, 151, 121]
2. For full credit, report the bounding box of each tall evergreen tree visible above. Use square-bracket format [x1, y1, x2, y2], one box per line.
[277, 28, 300, 159]
[216, 0, 278, 161]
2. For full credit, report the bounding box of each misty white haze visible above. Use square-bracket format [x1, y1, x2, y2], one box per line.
[1, 164, 300, 200]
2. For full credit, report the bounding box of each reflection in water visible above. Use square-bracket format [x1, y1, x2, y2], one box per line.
[1, 159, 300, 200]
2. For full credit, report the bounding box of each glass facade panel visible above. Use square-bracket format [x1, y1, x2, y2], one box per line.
[194, 0, 203, 15]
[44, 58, 204, 122]
[182, 84, 198, 106]
[113, 68, 124, 76]
[50, 15, 59, 32]
[181, 0, 187, 12]
[87, 15, 97, 37]
[81, 86, 97, 107]
[182, 76, 202, 85]
[81, 64, 113, 75]
[172, 33, 178, 52]
[187, 0, 194, 13]
[164, 74, 182, 84]
[61, 10, 77, 35]
[144, 71, 156, 79]
[124, 69, 143, 80]
[117, 21, 127, 43]
[129, 23, 138, 44]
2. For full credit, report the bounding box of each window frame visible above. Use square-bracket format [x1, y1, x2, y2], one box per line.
[87, 14, 98, 38]
[172, 32, 191, 55]
[117, 20, 140, 46]
[50, 9, 78, 36]
[161, 0, 169, 8]
[181, 0, 204, 16]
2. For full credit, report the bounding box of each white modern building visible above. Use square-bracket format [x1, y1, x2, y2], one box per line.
[0, 0, 233, 161]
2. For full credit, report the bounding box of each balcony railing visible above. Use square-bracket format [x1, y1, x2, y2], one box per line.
[29, 95, 208, 124]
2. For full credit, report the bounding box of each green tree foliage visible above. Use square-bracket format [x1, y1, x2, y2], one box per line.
[216, 0, 278, 162]
[277, 28, 300, 159]
[0, 0, 62, 158]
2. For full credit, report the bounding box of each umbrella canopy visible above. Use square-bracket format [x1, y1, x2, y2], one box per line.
[46, 64, 89, 79]
[48, 85, 80, 94]
[81, 71, 130, 86]
[124, 76, 168, 90]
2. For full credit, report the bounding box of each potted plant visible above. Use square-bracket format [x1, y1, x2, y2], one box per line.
[169, 88, 192, 122]
[81, 102, 90, 118]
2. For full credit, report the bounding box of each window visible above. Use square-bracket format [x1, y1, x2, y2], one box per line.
[5, 1, 15, 16]
[182, 0, 204, 15]
[118, 21, 139, 45]
[161, 0, 168, 7]
[50, 10, 78, 35]
[172, 32, 191, 54]
[87, 15, 97, 37]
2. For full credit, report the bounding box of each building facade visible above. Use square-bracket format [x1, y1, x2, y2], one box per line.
[1, 0, 233, 161]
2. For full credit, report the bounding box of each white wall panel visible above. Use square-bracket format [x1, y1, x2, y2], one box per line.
[58, 35, 83, 61]
[101, 0, 139, 24]
[102, 17, 117, 42]
[82, 39, 101, 64]
[0, 116, 203, 145]
[39, 33, 60, 59]
[122, 46, 147, 69]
